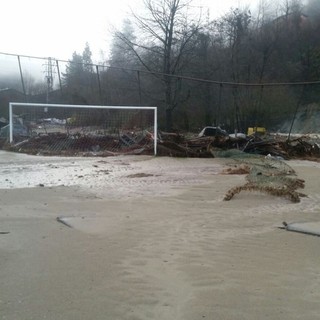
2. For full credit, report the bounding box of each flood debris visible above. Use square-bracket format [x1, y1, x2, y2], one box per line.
[2, 127, 320, 161]
[1, 127, 316, 205]
[221, 164, 251, 175]
[156, 130, 320, 160]
[224, 179, 306, 203]
[3, 130, 155, 156]
[126, 173, 155, 178]
[222, 152, 307, 202]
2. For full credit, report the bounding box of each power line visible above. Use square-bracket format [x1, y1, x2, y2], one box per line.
[1, 51, 320, 87]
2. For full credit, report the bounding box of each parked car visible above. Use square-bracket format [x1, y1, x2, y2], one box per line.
[198, 126, 228, 137]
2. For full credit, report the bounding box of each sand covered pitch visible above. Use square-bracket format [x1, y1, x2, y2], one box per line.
[1, 151, 320, 320]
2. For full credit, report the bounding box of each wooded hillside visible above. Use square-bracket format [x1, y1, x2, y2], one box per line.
[1, 0, 319, 133]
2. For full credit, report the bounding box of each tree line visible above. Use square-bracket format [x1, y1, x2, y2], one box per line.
[2, 0, 320, 133]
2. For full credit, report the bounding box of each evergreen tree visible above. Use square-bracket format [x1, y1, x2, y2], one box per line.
[63, 43, 97, 104]
[82, 42, 94, 73]
[64, 51, 84, 88]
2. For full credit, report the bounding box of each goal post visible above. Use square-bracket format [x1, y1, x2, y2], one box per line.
[8, 102, 158, 156]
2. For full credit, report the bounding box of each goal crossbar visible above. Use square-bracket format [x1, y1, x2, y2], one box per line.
[9, 102, 158, 155]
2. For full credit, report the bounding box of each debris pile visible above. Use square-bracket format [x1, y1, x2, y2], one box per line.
[2, 128, 320, 160]
[4, 131, 155, 156]
[157, 132, 320, 161]
[282, 137, 320, 159]
[1, 127, 316, 203]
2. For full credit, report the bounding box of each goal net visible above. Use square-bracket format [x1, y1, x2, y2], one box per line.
[8, 102, 157, 156]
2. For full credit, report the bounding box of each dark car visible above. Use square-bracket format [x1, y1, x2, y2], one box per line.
[198, 126, 228, 137]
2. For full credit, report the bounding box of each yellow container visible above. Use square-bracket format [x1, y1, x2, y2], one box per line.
[247, 127, 266, 136]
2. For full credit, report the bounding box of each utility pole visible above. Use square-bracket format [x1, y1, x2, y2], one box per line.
[44, 57, 56, 106]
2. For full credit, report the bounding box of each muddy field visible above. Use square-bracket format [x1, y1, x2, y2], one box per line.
[1, 151, 320, 320]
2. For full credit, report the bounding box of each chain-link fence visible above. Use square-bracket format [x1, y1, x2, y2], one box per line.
[1, 52, 320, 138]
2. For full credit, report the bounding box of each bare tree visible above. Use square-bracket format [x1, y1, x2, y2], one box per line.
[23, 72, 47, 96]
[113, 0, 202, 130]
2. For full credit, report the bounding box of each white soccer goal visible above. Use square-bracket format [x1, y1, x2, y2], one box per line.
[8, 102, 158, 156]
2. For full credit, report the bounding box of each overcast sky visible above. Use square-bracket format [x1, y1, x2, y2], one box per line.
[1, 0, 258, 63]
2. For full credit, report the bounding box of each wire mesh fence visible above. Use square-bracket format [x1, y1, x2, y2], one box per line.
[4, 103, 157, 156]
[213, 149, 306, 203]
[1, 51, 320, 147]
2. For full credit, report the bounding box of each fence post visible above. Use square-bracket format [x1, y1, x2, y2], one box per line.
[56, 60, 63, 96]
[9, 103, 13, 143]
[96, 65, 103, 105]
[17, 56, 27, 102]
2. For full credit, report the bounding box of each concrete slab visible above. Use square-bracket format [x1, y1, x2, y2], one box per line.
[283, 221, 320, 236]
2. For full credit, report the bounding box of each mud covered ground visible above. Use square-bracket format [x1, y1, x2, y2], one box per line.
[1, 151, 320, 320]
